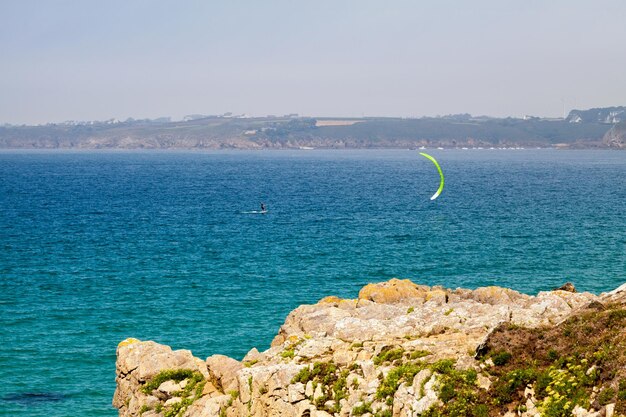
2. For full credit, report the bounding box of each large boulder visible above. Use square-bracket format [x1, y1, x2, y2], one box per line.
[113, 339, 207, 417]
[115, 339, 207, 382]
[206, 354, 243, 393]
[469, 286, 528, 306]
[358, 278, 430, 303]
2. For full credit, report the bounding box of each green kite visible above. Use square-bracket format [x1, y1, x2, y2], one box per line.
[419, 152, 444, 200]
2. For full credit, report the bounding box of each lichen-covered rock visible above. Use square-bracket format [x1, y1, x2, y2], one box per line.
[358, 278, 430, 303]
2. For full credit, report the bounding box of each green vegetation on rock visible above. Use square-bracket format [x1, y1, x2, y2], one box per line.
[376, 361, 425, 403]
[351, 400, 372, 416]
[373, 347, 405, 365]
[140, 369, 205, 417]
[291, 361, 350, 413]
[490, 350, 512, 366]
[479, 302, 626, 415]
[141, 369, 201, 394]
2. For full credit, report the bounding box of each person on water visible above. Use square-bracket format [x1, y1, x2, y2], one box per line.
[260, 202, 266, 212]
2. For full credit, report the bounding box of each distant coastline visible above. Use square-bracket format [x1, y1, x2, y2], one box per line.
[1, 107, 624, 150]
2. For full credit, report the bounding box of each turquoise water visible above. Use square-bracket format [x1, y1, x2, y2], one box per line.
[0, 149, 624, 416]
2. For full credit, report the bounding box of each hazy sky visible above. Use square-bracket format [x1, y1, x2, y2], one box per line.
[1, 1, 625, 124]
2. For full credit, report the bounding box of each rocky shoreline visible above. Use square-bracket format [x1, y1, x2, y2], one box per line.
[113, 279, 626, 417]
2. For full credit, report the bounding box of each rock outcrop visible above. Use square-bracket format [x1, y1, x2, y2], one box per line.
[603, 122, 626, 148]
[113, 280, 626, 417]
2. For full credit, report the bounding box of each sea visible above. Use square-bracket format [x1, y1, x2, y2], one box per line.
[0, 149, 624, 416]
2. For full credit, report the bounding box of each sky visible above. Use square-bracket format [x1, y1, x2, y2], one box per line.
[1, 0, 625, 124]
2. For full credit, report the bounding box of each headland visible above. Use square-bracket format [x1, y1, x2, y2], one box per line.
[113, 279, 626, 417]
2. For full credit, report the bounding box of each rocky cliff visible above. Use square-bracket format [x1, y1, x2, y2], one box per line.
[567, 107, 626, 124]
[113, 279, 626, 417]
[0, 113, 617, 149]
[603, 122, 626, 148]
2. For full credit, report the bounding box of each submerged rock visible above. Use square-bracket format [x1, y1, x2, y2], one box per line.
[2, 392, 66, 405]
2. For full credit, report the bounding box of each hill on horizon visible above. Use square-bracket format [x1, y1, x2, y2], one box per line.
[0, 106, 623, 150]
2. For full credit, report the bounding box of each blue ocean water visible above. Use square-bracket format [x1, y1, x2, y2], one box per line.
[0, 149, 624, 416]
